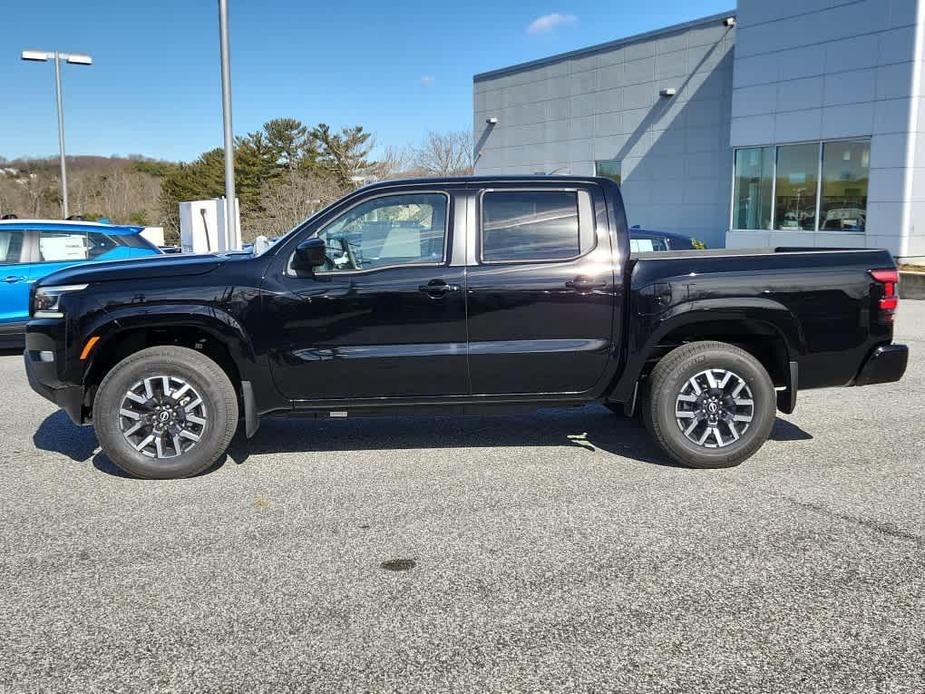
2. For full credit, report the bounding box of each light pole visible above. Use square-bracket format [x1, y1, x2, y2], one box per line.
[21, 49, 92, 219]
[218, 0, 238, 249]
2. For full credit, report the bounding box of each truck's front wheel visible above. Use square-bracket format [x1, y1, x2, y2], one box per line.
[93, 346, 239, 479]
[642, 341, 776, 469]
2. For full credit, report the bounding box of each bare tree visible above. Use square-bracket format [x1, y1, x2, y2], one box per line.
[0, 170, 52, 218]
[369, 146, 418, 181]
[248, 171, 345, 240]
[411, 130, 475, 176]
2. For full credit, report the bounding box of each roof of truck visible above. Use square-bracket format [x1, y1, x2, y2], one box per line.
[357, 174, 616, 190]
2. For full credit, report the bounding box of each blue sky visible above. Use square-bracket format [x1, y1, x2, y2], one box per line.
[0, 0, 733, 163]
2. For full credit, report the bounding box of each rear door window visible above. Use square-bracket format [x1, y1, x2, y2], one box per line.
[0, 229, 26, 265]
[480, 190, 594, 262]
[38, 230, 89, 262]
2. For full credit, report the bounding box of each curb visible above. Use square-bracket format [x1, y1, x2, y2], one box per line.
[900, 271, 925, 300]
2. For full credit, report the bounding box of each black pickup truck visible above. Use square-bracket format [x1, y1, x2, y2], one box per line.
[24, 176, 908, 479]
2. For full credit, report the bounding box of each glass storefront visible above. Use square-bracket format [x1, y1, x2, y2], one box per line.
[732, 139, 869, 233]
[820, 140, 869, 231]
[775, 143, 819, 231]
[733, 147, 773, 230]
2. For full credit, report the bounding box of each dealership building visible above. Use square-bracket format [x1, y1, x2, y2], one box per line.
[473, 0, 925, 261]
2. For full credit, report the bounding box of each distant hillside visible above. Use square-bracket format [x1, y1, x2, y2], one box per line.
[0, 154, 179, 238]
[0, 154, 179, 175]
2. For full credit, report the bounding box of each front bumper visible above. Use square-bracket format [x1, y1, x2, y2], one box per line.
[24, 331, 86, 424]
[854, 344, 909, 387]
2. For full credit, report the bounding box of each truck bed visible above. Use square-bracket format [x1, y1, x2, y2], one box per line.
[622, 247, 896, 397]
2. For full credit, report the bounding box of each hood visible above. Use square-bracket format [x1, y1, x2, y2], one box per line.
[35, 253, 227, 287]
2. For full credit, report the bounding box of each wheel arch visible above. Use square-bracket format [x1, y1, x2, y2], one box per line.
[79, 306, 258, 418]
[610, 299, 804, 408]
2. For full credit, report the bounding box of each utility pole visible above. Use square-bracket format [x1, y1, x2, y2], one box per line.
[218, 0, 238, 249]
[53, 53, 68, 218]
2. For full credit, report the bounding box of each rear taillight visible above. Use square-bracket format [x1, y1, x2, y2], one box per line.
[869, 269, 899, 322]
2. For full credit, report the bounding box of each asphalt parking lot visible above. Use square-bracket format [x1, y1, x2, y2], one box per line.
[1, 305, 923, 693]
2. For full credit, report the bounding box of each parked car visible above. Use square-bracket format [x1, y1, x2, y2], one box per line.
[1, 220, 161, 346]
[629, 226, 701, 252]
[24, 176, 908, 479]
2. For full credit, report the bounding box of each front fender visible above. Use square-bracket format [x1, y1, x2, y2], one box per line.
[78, 304, 260, 385]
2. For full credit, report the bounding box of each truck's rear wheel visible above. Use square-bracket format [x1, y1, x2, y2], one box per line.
[93, 346, 238, 479]
[642, 341, 776, 469]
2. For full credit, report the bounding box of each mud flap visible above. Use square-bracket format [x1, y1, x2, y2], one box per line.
[242, 380, 260, 438]
[776, 361, 798, 414]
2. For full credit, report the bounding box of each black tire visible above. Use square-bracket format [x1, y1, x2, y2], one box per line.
[642, 341, 776, 469]
[93, 346, 239, 479]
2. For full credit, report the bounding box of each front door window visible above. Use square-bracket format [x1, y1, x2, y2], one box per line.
[315, 193, 448, 272]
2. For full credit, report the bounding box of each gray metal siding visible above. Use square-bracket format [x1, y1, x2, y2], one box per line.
[474, 16, 736, 248]
[730, 0, 922, 256]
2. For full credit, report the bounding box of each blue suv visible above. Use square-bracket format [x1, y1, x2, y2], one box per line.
[0, 219, 161, 346]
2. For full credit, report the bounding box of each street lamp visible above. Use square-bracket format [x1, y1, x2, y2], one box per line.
[21, 49, 93, 219]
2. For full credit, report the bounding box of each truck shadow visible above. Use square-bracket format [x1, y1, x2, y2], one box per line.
[226, 405, 680, 468]
[32, 406, 814, 477]
[224, 407, 814, 469]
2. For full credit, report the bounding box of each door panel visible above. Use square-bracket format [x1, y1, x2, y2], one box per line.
[0, 229, 30, 324]
[264, 190, 469, 401]
[465, 187, 616, 395]
[268, 266, 468, 399]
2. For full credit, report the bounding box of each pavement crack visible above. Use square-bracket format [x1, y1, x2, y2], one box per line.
[784, 498, 924, 546]
[732, 481, 924, 547]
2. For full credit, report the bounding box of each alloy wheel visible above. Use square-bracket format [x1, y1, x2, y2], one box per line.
[118, 376, 207, 459]
[674, 368, 754, 448]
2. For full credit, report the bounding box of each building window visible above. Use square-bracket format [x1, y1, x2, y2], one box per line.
[595, 160, 621, 186]
[732, 139, 870, 233]
[820, 140, 869, 231]
[733, 147, 773, 230]
[775, 143, 819, 231]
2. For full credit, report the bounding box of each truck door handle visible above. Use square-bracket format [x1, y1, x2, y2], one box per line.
[3, 275, 26, 284]
[418, 279, 460, 297]
[565, 277, 606, 291]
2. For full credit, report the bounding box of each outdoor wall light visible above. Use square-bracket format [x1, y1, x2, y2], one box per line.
[486, 117, 499, 125]
[659, 88, 676, 98]
[723, 17, 736, 27]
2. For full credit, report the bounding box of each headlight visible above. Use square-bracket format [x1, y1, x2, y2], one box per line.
[32, 284, 88, 319]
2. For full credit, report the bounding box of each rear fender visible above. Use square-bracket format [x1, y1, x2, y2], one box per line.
[610, 297, 805, 405]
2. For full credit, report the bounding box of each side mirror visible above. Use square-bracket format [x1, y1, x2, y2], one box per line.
[292, 238, 327, 273]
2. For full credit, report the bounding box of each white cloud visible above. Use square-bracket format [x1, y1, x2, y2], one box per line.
[420, 75, 435, 87]
[526, 13, 577, 35]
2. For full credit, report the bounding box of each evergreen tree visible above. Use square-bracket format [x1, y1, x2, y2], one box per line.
[310, 124, 374, 186]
